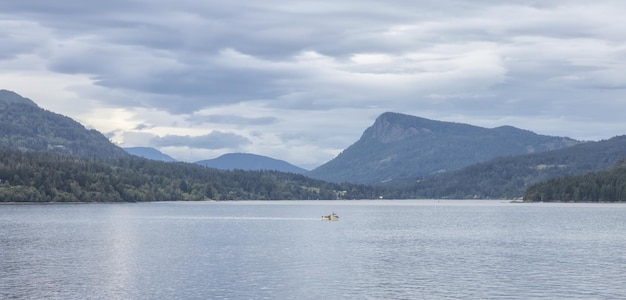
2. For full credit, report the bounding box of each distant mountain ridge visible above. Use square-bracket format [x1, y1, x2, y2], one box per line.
[308, 112, 580, 184]
[0, 89, 130, 159]
[195, 153, 308, 174]
[124, 147, 177, 162]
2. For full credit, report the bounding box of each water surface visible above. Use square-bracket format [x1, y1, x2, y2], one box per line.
[1, 200, 626, 299]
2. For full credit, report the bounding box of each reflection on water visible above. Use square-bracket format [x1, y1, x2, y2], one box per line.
[2, 200, 626, 299]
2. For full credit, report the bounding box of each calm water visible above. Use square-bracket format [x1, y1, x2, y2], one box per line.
[1, 200, 626, 299]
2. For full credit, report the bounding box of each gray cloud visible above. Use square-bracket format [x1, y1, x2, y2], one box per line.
[188, 114, 277, 126]
[2, 0, 626, 165]
[7, 1, 625, 114]
[150, 131, 251, 149]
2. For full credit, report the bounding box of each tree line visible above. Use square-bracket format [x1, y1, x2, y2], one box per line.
[0, 147, 381, 202]
[3, 145, 625, 203]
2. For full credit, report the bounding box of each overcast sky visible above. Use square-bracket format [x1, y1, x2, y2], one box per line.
[2, 1, 626, 169]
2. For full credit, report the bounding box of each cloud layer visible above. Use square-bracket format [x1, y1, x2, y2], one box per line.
[1, 1, 626, 168]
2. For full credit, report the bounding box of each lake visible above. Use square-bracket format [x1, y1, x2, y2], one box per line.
[1, 200, 626, 299]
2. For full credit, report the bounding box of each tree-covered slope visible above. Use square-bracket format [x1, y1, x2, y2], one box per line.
[524, 159, 626, 202]
[0, 90, 130, 160]
[0, 147, 377, 202]
[308, 112, 579, 184]
[400, 135, 626, 199]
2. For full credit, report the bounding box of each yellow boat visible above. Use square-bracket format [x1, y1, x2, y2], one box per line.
[322, 212, 339, 221]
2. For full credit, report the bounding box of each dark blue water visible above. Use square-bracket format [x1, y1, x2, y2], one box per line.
[1, 200, 626, 299]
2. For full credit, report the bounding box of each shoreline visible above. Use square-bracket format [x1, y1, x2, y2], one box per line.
[2, 199, 626, 205]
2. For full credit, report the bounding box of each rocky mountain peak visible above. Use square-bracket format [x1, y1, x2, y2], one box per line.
[366, 112, 433, 143]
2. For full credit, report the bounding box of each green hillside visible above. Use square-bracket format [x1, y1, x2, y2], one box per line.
[0, 147, 376, 202]
[0, 90, 129, 159]
[524, 159, 626, 202]
[399, 136, 626, 199]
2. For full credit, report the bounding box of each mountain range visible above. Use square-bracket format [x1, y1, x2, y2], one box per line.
[2, 89, 625, 201]
[122, 147, 307, 174]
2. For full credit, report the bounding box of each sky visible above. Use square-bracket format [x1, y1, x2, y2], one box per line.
[1, 1, 626, 169]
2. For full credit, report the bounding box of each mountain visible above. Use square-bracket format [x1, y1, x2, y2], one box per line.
[0, 89, 130, 159]
[402, 135, 626, 199]
[124, 147, 177, 162]
[308, 112, 580, 184]
[195, 153, 308, 174]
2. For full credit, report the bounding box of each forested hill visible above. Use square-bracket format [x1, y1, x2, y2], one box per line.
[0, 147, 378, 202]
[398, 135, 626, 199]
[0, 90, 130, 160]
[524, 159, 626, 202]
[196, 153, 308, 174]
[308, 112, 579, 184]
[0, 89, 381, 202]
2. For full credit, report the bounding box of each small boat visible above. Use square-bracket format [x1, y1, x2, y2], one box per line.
[322, 212, 339, 221]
